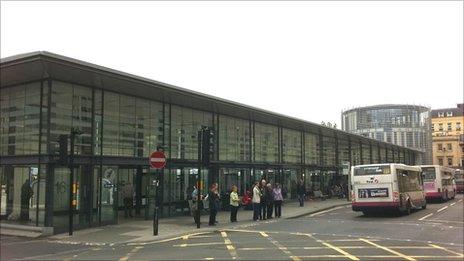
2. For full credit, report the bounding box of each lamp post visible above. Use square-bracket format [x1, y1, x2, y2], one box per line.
[69, 128, 83, 236]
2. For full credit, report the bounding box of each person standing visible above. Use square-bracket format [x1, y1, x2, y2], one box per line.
[20, 179, 33, 221]
[297, 179, 305, 207]
[273, 183, 283, 218]
[229, 185, 239, 222]
[208, 183, 220, 226]
[123, 182, 134, 218]
[191, 185, 202, 224]
[259, 179, 267, 220]
[266, 183, 274, 219]
[252, 181, 261, 221]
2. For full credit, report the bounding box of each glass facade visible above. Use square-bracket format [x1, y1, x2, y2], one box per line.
[254, 122, 279, 163]
[342, 105, 432, 164]
[0, 55, 422, 233]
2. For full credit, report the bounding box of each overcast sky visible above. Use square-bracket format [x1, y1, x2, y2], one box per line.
[1, 1, 463, 126]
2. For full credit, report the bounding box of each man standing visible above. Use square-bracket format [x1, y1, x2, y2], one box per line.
[297, 179, 305, 207]
[123, 182, 134, 218]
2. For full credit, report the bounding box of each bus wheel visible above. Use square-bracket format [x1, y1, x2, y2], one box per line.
[362, 211, 371, 216]
[421, 201, 427, 210]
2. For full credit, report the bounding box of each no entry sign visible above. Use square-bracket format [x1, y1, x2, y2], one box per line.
[150, 151, 166, 169]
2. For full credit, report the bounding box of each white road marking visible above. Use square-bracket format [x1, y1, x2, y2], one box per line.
[437, 206, 449, 212]
[450, 202, 456, 206]
[309, 206, 345, 217]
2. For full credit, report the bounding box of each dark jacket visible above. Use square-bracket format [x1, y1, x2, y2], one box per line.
[260, 187, 267, 204]
[297, 184, 305, 195]
[266, 187, 274, 203]
[208, 190, 220, 210]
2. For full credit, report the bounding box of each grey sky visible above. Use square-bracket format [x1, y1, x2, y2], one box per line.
[1, 1, 462, 126]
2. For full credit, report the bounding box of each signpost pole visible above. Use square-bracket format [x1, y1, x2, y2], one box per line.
[153, 170, 159, 236]
[196, 130, 202, 229]
[149, 149, 166, 236]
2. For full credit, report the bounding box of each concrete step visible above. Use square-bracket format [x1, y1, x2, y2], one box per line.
[0, 228, 42, 238]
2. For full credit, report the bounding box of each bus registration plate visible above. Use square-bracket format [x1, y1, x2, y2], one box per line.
[358, 188, 389, 198]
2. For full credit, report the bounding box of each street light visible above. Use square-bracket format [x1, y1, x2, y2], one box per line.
[69, 128, 83, 236]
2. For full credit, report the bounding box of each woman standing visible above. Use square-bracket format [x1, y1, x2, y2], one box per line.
[229, 185, 240, 222]
[208, 183, 220, 226]
[273, 183, 283, 218]
[252, 181, 261, 221]
[266, 183, 274, 219]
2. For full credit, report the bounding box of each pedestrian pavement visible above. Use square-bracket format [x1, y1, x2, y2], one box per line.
[48, 198, 350, 245]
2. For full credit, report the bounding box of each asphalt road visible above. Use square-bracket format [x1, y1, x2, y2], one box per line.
[2, 195, 463, 261]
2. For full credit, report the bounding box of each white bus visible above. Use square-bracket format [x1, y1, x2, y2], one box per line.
[419, 165, 456, 201]
[351, 164, 427, 215]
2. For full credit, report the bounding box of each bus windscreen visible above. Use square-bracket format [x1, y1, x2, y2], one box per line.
[354, 166, 391, 176]
[422, 167, 436, 181]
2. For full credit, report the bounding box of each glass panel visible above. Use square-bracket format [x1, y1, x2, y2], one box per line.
[103, 92, 120, 156]
[52, 167, 70, 232]
[351, 142, 361, 166]
[170, 106, 213, 160]
[101, 166, 117, 224]
[282, 169, 302, 200]
[218, 115, 251, 162]
[254, 123, 279, 163]
[362, 142, 370, 164]
[322, 135, 336, 166]
[31, 165, 46, 226]
[50, 82, 93, 155]
[94, 90, 103, 155]
[282, 128, 301, 164]
[119, 96, 136, 156]
[304, 132, 319, 165]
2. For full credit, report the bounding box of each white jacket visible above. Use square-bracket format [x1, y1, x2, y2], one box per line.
[252, 186, 261, 204]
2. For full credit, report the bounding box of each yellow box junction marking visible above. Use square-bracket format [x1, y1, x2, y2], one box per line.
[220, 231, 237, 260]
[322, 242, 360, 261]
[429, 244, 464, 257]
[359, 238, 416, 261]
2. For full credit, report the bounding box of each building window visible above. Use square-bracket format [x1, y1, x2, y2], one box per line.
[456, 122, 461, 131]
[446, 143, 452, 151]
[446, 111, 453, 117]
[438, 157, 443, 166]
[447, 123, 452, 131]
[437, 143, 443, 150]
[438, 112, 444, 117]
[431, 125, 435, 131]
[438, 123, 443, 131]
[447, 157, 453, 166]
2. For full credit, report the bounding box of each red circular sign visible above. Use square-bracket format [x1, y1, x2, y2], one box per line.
[150, 151, 166, 169]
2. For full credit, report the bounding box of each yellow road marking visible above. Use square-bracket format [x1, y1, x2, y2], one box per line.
[429, 244, 464, 257]
[322, 242, 360, 261]
[359, 238, 416, 261]
[259, 232, 301, 261]
[220, 230, 237, 260]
